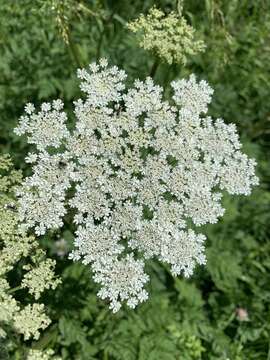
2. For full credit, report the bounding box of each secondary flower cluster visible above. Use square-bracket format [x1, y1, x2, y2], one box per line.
[15, 59, 258, 312]
[0, 155, 61, 339]
[127, 7, 205, 64]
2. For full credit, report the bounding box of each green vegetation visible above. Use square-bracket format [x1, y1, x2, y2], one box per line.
[0, 1, 269, 359]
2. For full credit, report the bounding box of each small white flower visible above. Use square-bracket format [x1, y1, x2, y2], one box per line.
[99, 58, 108, 68]
[52, 99, 64, 111]
[172, 74, 214, 114]
[25, 153, 38, 164]
[15, 101, 69, 151]
[41, 102, 51, 112]
[93, 254, 149, 313]
[25, 103, 35, 114]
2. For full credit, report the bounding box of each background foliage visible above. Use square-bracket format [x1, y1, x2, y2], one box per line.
[0, 0, 269, 359]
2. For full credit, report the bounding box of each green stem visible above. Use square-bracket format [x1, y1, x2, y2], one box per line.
[97, 11, 115, 59]
[66, 28, 82, 68]
[267, 337, 270, 360]
[177, 0, 183, 17]
[103, 349, 109, 360]
[161, 263, 183, 289]
[97, 27, 105, 59]
[78, 3, 100, 17]
[149, 58, 160, 78]
[7, 285, 22, 294]
[31, 324, 58, 350]
[221, 311, 236, 330]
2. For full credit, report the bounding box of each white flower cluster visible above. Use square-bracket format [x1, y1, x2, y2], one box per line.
[22, 258, 61, 300]
[0, 279, 51, 340]
[27, 349, 61, 360]
[0, 155, 61, 339]
[13, 303, 51, 340]
[127, 7, 205, 65]
[15, 59, 258, 312]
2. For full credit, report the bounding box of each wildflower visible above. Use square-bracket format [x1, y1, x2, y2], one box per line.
[15, 60, 258, 312]
[127, 7, 205, 64]
[236, 307, 249, 322]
